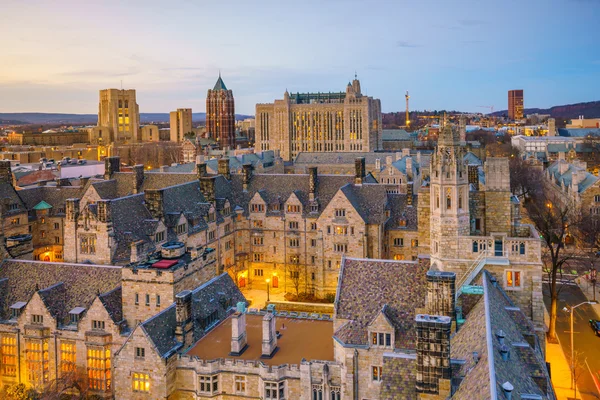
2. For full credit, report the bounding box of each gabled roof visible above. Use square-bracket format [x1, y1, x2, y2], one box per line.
[334, 257, 429, 349]
[33, 200, 52, 210]
[0, 260, 121, 325]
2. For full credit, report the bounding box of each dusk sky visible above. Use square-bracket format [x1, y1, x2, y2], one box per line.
[1, 0, 599, 115]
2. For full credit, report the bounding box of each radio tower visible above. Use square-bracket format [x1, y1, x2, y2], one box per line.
[405, 91, 410, 127]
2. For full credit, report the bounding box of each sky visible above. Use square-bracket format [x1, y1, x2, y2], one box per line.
[1, 0, 599, 115]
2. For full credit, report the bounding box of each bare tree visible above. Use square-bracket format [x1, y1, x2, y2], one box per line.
[526, 188, 583, 341]
[288, 263, 302, 297]
[510, 155, 543, 200]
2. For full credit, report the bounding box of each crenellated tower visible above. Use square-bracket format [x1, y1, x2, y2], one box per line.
[430, 124, 470, 263]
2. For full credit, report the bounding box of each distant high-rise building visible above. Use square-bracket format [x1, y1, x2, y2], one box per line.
[255, 77, 382, 161]
[206, 74, 235, 149]
[97, 89, 140, 144]
[169, 108, 193, 142]
[508, 89, 524, 120]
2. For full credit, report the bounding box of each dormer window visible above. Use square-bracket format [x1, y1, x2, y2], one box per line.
[287, 204, 301, 213]
[223, 206, 231, 215]
[371, 332, 392, 347]
[335, 209, 346, 217]
[69, 307, 85, 325]
[9, 302, 26, 320]
[155, 231, 165, 243]
[251, 203, 265, 213]
[207, 212, 216, 222]
[32, 314, 43, 325]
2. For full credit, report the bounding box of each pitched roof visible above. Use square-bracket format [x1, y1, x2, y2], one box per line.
[339, 184, 390, 224]
[334, 257, 429, 349]
[33, 200, 52, 210]
[213, 75, 228, 91]
[0, 260, 122, 325]
[141, 273, 245, 358]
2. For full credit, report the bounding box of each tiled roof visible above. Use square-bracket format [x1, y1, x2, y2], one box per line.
[0, 260, 122, 326]
[452, 272, 554, 399]
[141, 273, 245, 358]
[340, 184, 390, 224]
[385, 194, 418, 230]
[558, 128, 600, 137]
[99, 286, 124, 324]
[546, 160, 599, 193]
[334, 258, 429, 349]
[18, 185, 84, 215]
[0, 181, 27, 213]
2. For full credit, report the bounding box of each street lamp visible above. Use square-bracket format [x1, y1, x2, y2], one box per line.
[265, 278, 270, 303]
[563, 300, 598, 395]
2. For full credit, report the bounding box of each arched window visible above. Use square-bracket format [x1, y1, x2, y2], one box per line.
[446, 188, 452, 209]
[118, 100, 123, 108]
[458, 190, 463, 209]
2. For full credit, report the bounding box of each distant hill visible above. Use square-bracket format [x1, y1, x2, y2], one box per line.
[490, 100, 600, 119]
[0, 112, 254, 125]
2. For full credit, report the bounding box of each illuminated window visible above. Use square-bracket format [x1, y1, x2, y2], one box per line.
[372, 365, 383, 381]
[506, 270, 522, 288]
[87, 345, 111, 391]
[287, 204, 301, 213]
[1, 335, 17, 377]
[251, 203, 265, 213]
[26, 339, 49, 385]
[334, 226, 348, 235]
[132, 372, 150, 392]
[393, 254, 405, 260]
[252, 220, 263, 228]
[253, 253, 264, 262]
[235, 375, 246, 394]
[60, 341, 76, 375]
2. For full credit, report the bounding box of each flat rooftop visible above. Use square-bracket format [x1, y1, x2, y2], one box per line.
[186, 314, 334, 366]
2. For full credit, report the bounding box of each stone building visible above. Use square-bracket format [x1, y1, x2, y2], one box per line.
[170, 108, 193, 143]
[0, 241, 218, 398]
[96, 89, 140, 144]
[255, 77, 383, 161]
[206, 75, 235, 149]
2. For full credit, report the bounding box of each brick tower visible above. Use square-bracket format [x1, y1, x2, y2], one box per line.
[206, 74, 236, 149]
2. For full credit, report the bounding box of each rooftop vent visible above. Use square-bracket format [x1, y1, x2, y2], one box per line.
[161, 241, 185, 259]
[472, 351, 480, 364]
[502, 381, 514, 400]
[499, 344, 510, 361]
[496, 329, 506, 345]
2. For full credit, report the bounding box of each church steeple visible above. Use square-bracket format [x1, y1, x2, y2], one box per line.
[213, 73, 228, 91]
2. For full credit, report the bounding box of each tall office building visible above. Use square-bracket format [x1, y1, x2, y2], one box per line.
[508, 89, 524, 120]
[169, 108, 193, 142]
[255, 77, 382, 161]
[97, 89, 140, 143]
[206, 74, 236, 149]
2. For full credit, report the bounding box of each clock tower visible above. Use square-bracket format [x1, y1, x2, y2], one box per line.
[430, 124, 470, 264]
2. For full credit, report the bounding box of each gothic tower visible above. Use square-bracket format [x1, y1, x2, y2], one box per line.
[206, 74, 236, 149]
[430, 124, 470, 263]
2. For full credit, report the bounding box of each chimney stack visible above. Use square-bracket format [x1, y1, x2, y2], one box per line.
[200, 176, 216, 203]
[242, 163, 253, 191]
[196, 162, 207, 179]
[354, 157, 366, 185]
[104, 156, 120, 180]
[175, 290, 194, 349]
[218, 157, 231, 180]
[406, 157, 413, 179]
[144, 189, 164, 220]
[261, 312, 278, 358]
[375, 159, 381, 170]
[425, 271, 456, 320]
[132, 164, 145, 194]
[0, 160, 13, 185]
[230, 311, 248, 356]
[386, 156, 393, 166]
[66, 198, 80, 222]
[97, 199, 111, 223]
[415, 315, 452, 396]
[308, 167, 318, 201]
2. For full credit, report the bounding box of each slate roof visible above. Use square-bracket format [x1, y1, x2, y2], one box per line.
[558, 128, 600, 137]
[99, 286, 124, 324]
[0, 181, 27, 214]
[339, 184, 390, 224]
[463, 151, 482, 166]
[334, 257, 429, 349]
[140, 273, 245, 358]
[546, 160, 598, 193]
[0, 260, 122, 326]
[452, 272, 554, 399]
[18, 185, 84, 215]
[213, 75, 228, 91]
[385, 194, 418, 230]
[293, 151, 431, 165]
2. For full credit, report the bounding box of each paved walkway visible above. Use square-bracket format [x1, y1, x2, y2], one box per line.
[240, 287, 287, 309]
[548, 338, 581, 399]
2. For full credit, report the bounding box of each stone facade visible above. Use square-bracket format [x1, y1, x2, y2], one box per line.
[256, 77, 382, 161]
[206, 75, 235, 149]
[97, 89, 140, 144]
[170, 108, 193, 143]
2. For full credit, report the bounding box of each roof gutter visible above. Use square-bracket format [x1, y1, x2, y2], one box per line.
[482, 273, 498, 399]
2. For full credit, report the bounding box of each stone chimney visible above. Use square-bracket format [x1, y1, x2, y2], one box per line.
[144, 189, 164, 220]
[426, 271, 456, 320]
[66, 198, 80, 222]
[218, 157, 231, 180]
[242, 163, 253, 192]
[415, 314, 452, 396]
[97, 199, 111, 223]
[354, 157, 366, 185]
[196, 162, 207, 179]
[406, 157, 413, 179]
[375, 159, 381, 170]
[308, 167, 318, 201]
[558, 152, 565, 162]
[386, 156, 393, 166]
[132, 164, 145, 194]
[104, 156, 120, 180]
[402, 148, 410, 157]
[200, 176, 216, 203]
[395, 152, 402, 161]
[548, 118, 556, 137]
[55, 178, 70, 187]
[261, 312, 278, 358]
[0, 160, 13, 185]
[230, 311, 248, 356]
[468, 165, 480, 190]
[175, 290, 194, 349]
